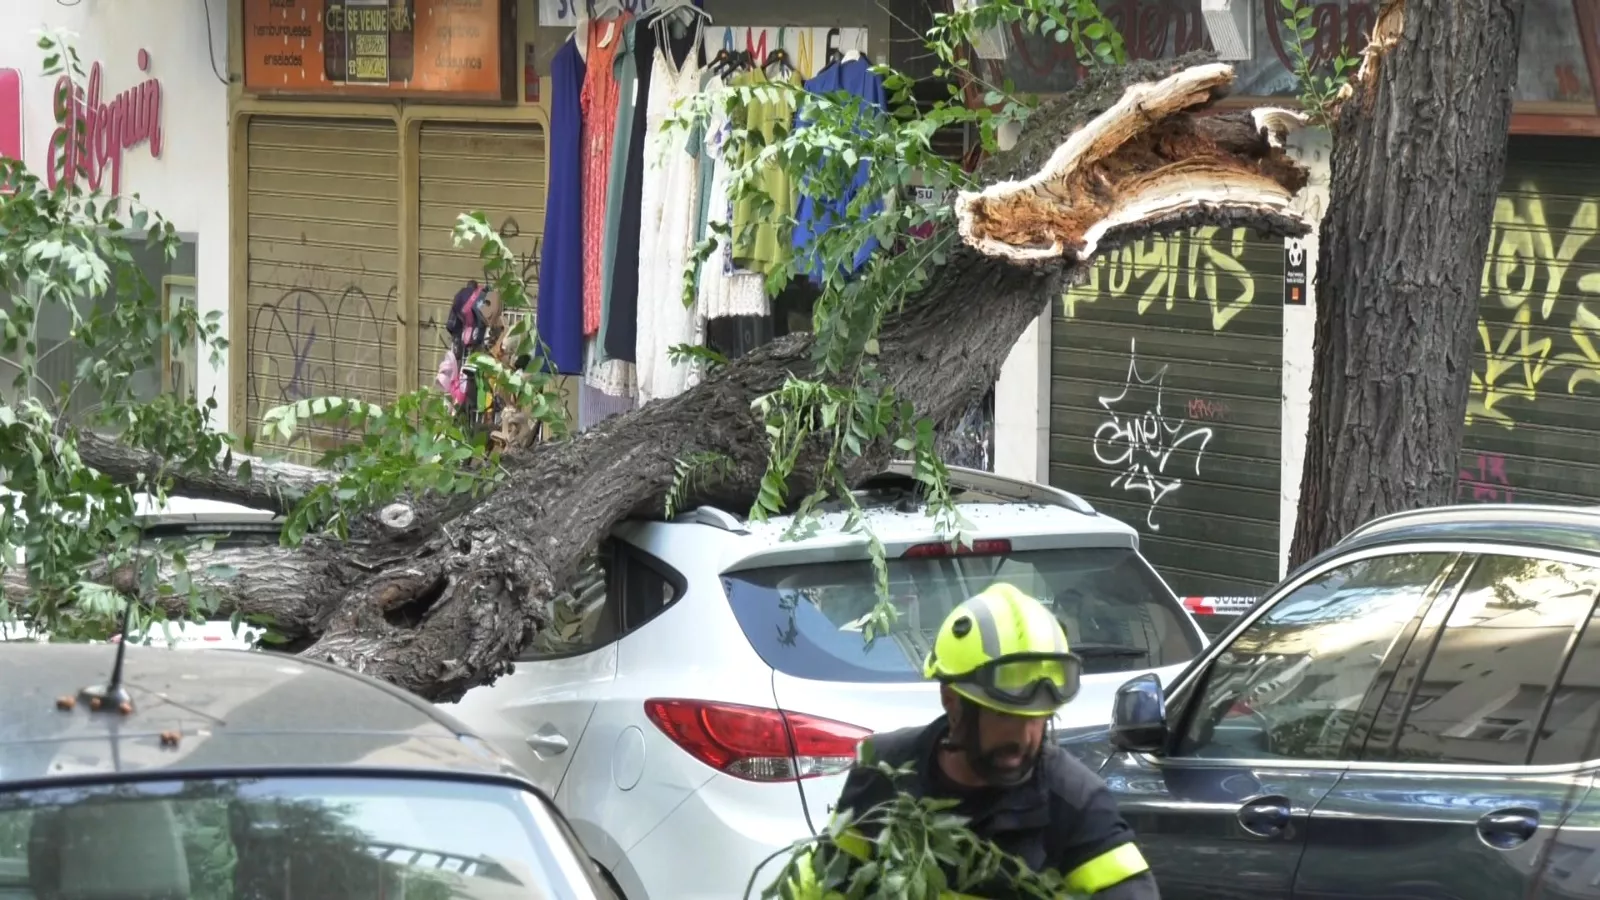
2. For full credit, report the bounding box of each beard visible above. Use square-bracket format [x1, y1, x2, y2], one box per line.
[971, 740, 1037, 786]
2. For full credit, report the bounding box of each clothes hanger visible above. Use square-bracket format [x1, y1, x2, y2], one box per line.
[652, 0, 712, 27]
[763, 48, 793, 77]
[568, 4, 590, 60]
[590, 0, 622, 48]
[843, 33, 870, 64]
[763, 27, 792, 77]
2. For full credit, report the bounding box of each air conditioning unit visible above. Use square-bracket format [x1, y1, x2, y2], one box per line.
[1201, 0, 1255, 61]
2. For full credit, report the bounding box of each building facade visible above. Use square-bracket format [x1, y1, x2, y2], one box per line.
[1, 0, 232, 413]
[991, 0, 1600, 608]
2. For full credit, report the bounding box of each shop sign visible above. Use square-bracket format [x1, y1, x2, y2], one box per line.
[0, 69, 20, 163]
[0, 69, 18, 195]
[1283, 238, 1308, 306]
[243, 0, 511, 101]
[48, 50, 163, 197]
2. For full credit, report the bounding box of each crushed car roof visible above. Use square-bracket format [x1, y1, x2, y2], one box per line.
[0, 643, 513, 785]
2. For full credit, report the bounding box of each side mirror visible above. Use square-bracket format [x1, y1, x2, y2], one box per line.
[1110, 673, 1168, 754]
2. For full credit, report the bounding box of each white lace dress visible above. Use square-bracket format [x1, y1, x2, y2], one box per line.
[634, 18, 706, 403]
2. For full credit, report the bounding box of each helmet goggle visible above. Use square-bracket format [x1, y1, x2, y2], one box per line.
[947, 652, 1083, 714]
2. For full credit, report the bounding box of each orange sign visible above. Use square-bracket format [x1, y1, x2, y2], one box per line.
[243, 0, 510, 100]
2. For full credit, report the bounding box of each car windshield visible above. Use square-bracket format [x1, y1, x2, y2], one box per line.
[723, 547, 1202, 682]
[0, 774, 608, 899]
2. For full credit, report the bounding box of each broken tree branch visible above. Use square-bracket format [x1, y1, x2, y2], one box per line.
[68, 55, 1313, 701]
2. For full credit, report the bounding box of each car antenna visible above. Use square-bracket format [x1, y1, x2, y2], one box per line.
[79, 549, 145, 716]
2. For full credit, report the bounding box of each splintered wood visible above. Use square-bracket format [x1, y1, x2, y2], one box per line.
[955, 63, 1313, 262]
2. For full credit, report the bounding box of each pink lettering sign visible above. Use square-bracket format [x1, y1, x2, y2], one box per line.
[47, 49, 162, 196]
[0, 69, 20, 163]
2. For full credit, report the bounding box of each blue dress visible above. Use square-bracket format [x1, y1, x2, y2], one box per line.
[536, 38, 585, 376]
[791, 58, 889, 284]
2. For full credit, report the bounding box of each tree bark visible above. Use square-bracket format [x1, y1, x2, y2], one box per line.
[73, 55, 1311, 701]
[75, 430, 335, 515]
[1288, 0, 1527, 567]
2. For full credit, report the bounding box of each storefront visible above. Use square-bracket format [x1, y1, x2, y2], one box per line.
[986, 0, 1600, 608]
[2, 0, 231, 412]
[228, 0, 547, 456]
[229, 0, 894, 456]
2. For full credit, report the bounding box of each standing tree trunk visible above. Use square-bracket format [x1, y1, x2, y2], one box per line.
[1289, 0, 1527, 566]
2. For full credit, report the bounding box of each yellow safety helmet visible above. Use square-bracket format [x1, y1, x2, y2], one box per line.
[922, 583, 1080, 717]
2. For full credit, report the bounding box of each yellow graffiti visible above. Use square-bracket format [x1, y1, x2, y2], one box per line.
[1559, 297, 1600, 393]
[1467, 187, 1600, 429]
[1469, 305, 1552, 427]
[1062, 227, 1255, 332]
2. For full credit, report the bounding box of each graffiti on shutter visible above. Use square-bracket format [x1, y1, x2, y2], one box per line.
[1052, 226, 1284, 598]
[244, 117, 400, 460]
[1460, 151, 1600, 506]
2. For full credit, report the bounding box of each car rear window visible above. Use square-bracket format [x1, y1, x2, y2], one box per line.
[722, 547, 1202, 683]
[0, 775, 611, 899]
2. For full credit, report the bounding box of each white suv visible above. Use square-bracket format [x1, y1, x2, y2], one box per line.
[442, 463, 1207, 900]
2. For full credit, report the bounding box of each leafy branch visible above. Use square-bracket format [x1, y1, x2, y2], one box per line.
[0, 31, 241, 644]
[1279, 0, 1360, 127]
[752, 760, 1081, 899]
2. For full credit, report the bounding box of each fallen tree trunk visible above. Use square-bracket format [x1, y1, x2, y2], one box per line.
[78, 54, 1311, 701]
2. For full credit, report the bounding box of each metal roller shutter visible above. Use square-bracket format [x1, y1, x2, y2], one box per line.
[415, 122, 546, 388]
[1050, 226, 1285, 602]
[1462, 136, 1600, 505]
[244, 117, 399, 459]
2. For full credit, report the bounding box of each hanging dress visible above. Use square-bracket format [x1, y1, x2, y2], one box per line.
[633, 14, 706, 404]
[534, 37, 585, 376]
[694, 71, 766, 322]
[601, 18, 664, 367]
[580, 16, 627, 337]
[585, 18, 649, 402]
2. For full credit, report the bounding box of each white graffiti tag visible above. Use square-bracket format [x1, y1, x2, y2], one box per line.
[1091, 340, 1214, 532]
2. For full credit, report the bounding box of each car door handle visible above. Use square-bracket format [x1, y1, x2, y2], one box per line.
[1237, 795, 1292, 839]
[525, 731, 570, 757]
[1477, 808, 1539, 850]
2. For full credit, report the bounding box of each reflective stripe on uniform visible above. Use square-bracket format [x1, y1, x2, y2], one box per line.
[1064, 842, 1150, 895]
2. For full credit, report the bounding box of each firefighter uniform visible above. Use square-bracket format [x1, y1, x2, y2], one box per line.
[783, 583, 1158, 899]
[823, 717, 1157, 899]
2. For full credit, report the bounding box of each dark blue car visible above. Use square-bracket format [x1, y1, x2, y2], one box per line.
[1093, 504, 1600, 899]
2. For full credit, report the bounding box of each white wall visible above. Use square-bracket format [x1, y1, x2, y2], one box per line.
[994, 312, 1050, 483]
[1278, 127, 1333, 576]
[2, 0, 232, 424]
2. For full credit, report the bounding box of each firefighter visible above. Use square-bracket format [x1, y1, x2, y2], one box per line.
[784, 582, 1159, 899]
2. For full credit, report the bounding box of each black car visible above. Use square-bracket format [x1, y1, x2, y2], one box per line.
[0, 642, 619, 899]
[1097, 504, 1600, 899]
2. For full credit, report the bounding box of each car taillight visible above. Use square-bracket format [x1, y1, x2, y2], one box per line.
[643, 698, 870, 782]
[901, 538, 1012, 559]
